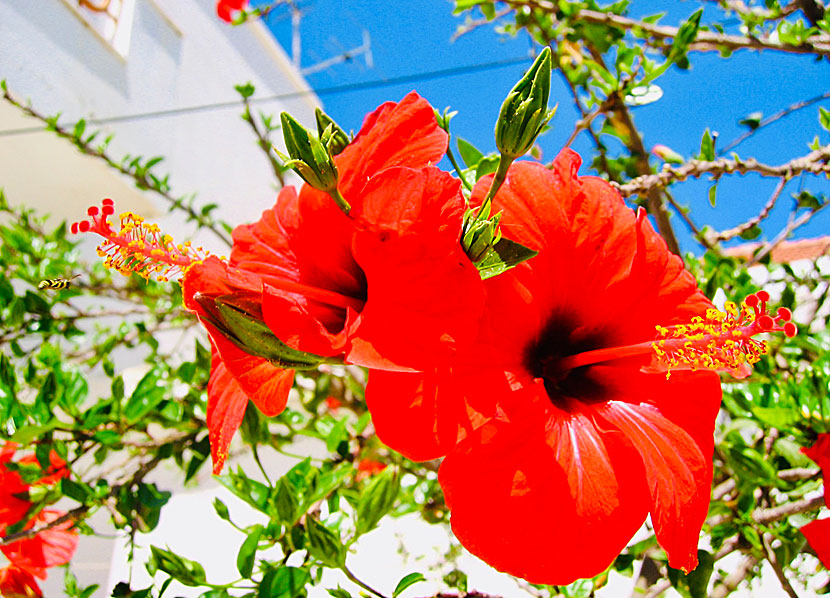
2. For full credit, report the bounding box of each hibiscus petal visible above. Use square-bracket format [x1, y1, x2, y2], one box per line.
[348, 167, 484, 370]
[439, 392, 648, 585]
[366, 368, 496, 462]
[207, 352, 250, 475]
[1, 510, 78, 575]
[594, 401, 710, 573]
[337, 92, 448, 198]
[205, 323, 294, 418]
[803, 434, 830, 507]
[802, 518, 830, 568]
[230, 186, 301, 282]
[0, 565, 42, 598]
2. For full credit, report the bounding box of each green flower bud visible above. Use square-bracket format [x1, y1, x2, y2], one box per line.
[495, 47, 554, 159]
[462, 207, 502, 263]
[280, 112, 340, 193]
[315, 108, 350, 156]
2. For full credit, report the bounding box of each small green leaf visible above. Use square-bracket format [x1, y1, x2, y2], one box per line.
[699, 128, 715, 161]
[708, 184, 717, 208]
[237, 524, 263, 578]
[258, 566, 310, 598]
[149, 546, 207, 587]
[274, 478, 299, 524]
[474, 236, 538, 280]
[392, 573, 426, 598]
[356, 467, 399, 536]
[456, 137, 484, 168]
[306, 517, 344, 567]
[739, 111, 763, 130]
[738, 225, 761, 241]
[213, 498, 231, 521]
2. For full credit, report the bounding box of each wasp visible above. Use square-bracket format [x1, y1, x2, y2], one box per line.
[38, 275, 81, 290]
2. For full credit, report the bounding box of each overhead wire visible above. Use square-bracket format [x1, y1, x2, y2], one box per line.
[0, 54, 533, 137]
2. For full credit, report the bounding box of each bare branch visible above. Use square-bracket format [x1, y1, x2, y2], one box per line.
[763, 532, 801, 598]
[613, 145, 830, 197]
[509, 1, 830, 57]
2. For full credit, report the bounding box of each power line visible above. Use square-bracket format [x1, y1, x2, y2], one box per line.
[0, 55, 533, 137]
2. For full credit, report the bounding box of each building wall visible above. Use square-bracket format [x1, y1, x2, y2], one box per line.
[0, 2, 320, 593]
[0, 0, 318, 249]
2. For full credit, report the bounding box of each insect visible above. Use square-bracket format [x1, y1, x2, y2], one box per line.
[38, 275, 81, 290]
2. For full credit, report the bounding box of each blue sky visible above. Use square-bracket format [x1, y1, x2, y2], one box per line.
[256, 0, 830, 253]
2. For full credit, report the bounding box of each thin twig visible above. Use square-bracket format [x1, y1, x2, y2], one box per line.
[763, 532, 801, 598]
[720, 90, 830, 155]
[240, 95, 286, 187]
[713, 177, 788, 243]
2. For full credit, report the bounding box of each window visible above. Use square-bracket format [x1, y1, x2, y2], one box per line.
[60, 0, 136, 57]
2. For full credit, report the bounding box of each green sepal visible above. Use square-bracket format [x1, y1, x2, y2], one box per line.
[315, 108, 350, 155]
[473, 236, 538, 280]
[209, 294, 325, 369]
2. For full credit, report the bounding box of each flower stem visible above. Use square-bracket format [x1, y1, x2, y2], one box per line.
[480, 154, 513, 218]
[445, 143, 473, 191]
[327, 187, 352, 215]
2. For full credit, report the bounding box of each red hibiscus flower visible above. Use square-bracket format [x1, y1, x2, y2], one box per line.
[1, 510, 79, 578]
[0, 565, 42, 598]
[368, 151, 728, 584]
[76, 93, 484, 474]
[800, 434, 830, 567]
[216, 0, 247, 23]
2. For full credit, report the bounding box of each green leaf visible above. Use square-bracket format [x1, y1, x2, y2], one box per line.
[456, 137, 484, 168]
[356, 467, 399, 536]
[306, 517, 344, 567]
[258, 566, 310, 598]
[739, 111, 763, 130]
[327, 589, 352, 598]
[149, 546, 207, 587]
[699, 128, 715, 161]
[392, 573, 426, 598]
[216, 468, 271, 512]
[667, 550, 714, 598]
[124, 368, 165, 423]
[274, 478, 299, 524]
[237, 524, 263, 578]
[708, 184, 717, 208]
[213, 498, 231, 521]
[738, 225, 761, 241]
[667, 8, 702, 65]
[475, 155, 500, 180]
[474, 236, 538, 280]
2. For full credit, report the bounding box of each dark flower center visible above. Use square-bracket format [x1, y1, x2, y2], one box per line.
[525, 313, 616, 407]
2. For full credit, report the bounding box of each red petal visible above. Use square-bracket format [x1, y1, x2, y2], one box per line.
[262, 284, 350, 357]
[0, 566, 42, 598]
[207, 351, 249, 475]
[230, 186, 301, 283]
[349, 168, 483, 370]
[594, 401, 711, 573]
[1, 510, 78, 575]
[439, 390, 648, 584]
[181, 256, 261, 315]
[337, 92, 448, 199]
[803, 434, 830, 507]
[802, 518, 830, 568]
[207, 326, 294, 417]
[366, 368, 496, 462]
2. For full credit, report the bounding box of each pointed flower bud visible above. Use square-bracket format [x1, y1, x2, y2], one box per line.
[315, 108, 350, 156]
[495, 47, 554, 160]
[280, 112, 350, 214]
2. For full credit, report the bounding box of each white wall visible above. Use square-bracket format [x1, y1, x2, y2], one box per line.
[0, 0, 319, 249]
